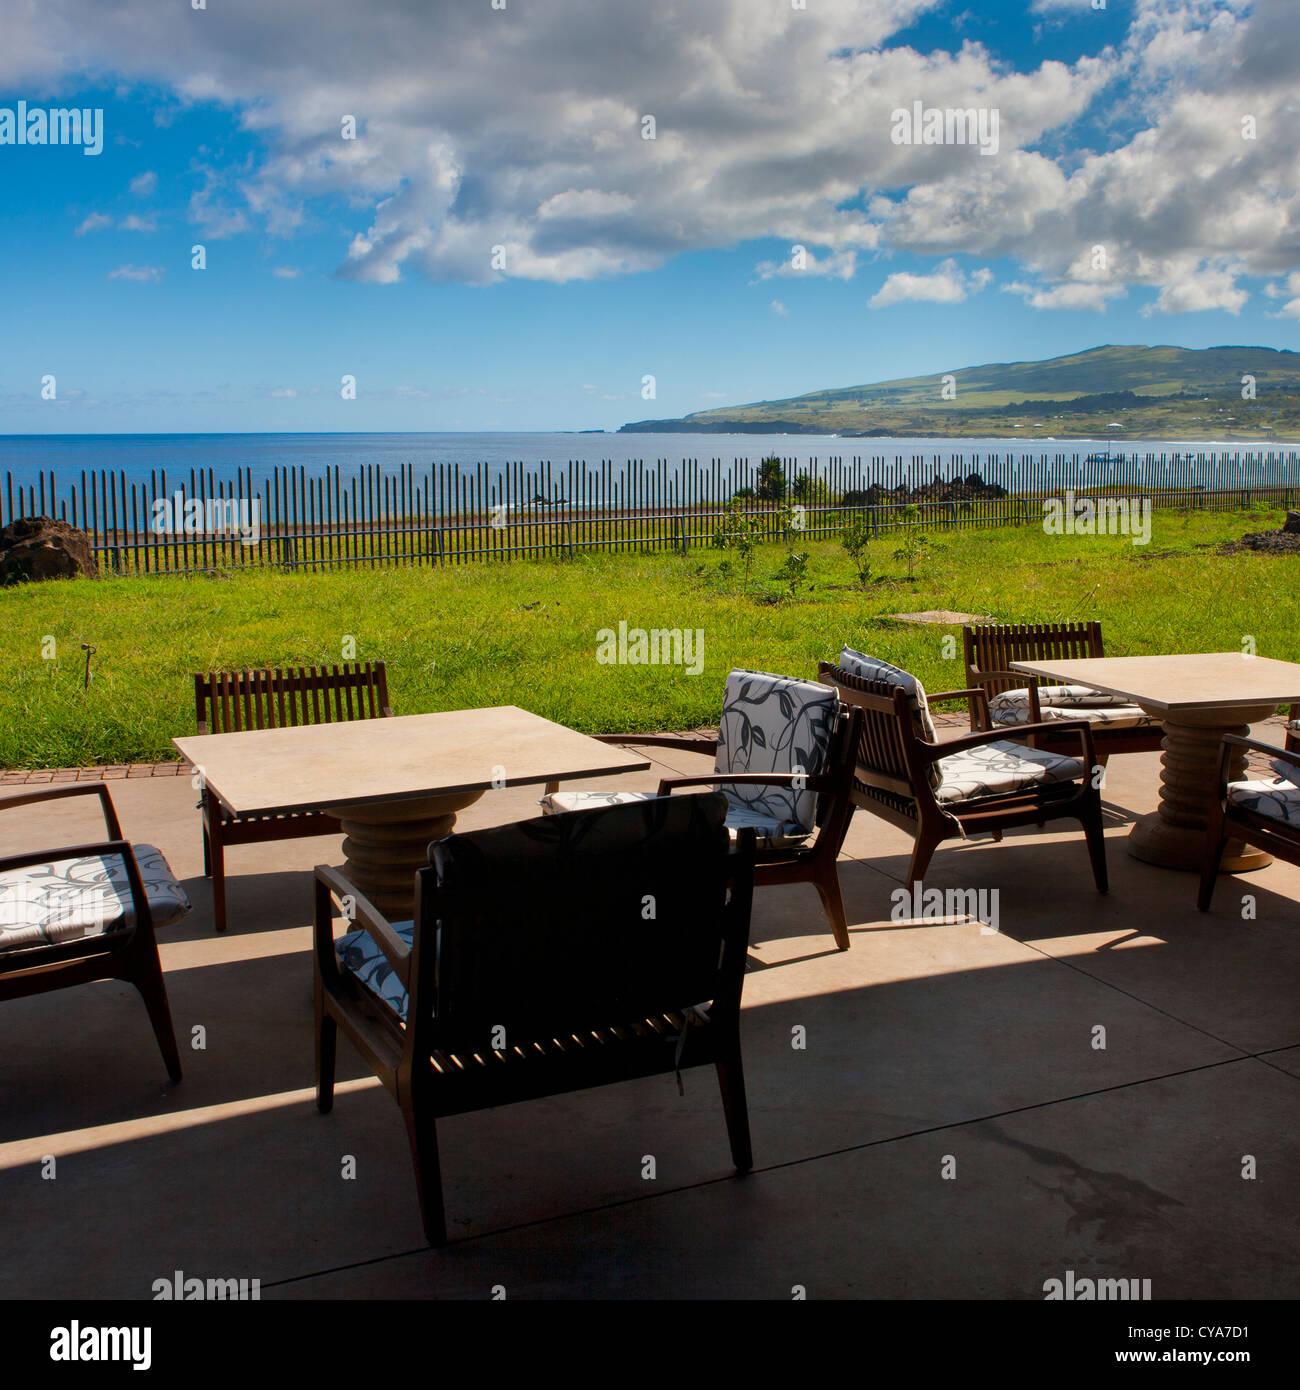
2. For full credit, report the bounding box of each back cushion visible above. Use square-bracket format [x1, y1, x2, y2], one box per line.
[838, 647, 941, 790]
[715, 669, 839, 835]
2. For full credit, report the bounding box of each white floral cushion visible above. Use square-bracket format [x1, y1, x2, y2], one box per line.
[540, 789, 808, 850]
[989, 685, 1159, 729]
[714, 669, 838, 838]
[0, 844, 191, 954]
[1228, 779, 1300, 825]
[934, 741, 1085, 805]
[838, 647, 942, 789]
[336, 919, 414, 1020]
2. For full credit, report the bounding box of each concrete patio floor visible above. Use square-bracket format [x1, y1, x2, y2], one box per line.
[2, 727, 1299, 1301]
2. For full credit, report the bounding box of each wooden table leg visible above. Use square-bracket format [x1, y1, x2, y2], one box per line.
[1128, 703, 1275, 873]
[323, 791, 483, 919]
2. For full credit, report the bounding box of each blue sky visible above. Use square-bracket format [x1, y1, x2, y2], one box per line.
[0, 0, 1296, 433]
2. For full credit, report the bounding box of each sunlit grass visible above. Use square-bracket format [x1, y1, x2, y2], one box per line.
[0, 504, 1293, 768]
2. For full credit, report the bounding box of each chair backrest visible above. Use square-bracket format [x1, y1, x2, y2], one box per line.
[834, 648, 941, 789]
[963, 622, 1104, 699]
[714, 669, 839, 835]
[818, 661, 926, 823]
[194, 662, 392, 735]
[410, 794, 755, 1054]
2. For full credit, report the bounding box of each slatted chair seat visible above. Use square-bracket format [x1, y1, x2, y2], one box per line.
[314, 793, 757, 1245]
[194, 662, 394, 932]
[962, 622, 1165, 759]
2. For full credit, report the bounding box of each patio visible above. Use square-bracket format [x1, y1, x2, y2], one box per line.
[2, 719, 1299, 1301]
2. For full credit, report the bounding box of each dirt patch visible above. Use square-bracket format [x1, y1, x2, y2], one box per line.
[1219, 531, 1300, 555]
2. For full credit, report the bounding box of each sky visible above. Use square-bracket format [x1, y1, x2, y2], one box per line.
[0, 0, 1297, 434]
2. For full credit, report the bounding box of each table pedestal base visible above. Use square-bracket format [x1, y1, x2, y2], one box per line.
[324, 791, 484, 919]
[1127, 704, 1275, 873]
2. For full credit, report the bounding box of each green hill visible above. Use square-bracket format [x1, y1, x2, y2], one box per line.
[619, 345, 1300, 440]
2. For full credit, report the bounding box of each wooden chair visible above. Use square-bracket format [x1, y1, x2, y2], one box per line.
[0, 784, 187, 1082]
[818, 660, 1108, 891]
[540, 669, 864, 949]
[962, 622, 1165, 759]
[313, 793, 756, 1246]
[1199, 739, 1300, 911]
[193, 662, 394, 932]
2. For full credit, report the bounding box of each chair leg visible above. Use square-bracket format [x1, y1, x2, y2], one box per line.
[813, 865, 851, 951]
[401, 1097, 448, 1246]
[125, 932, 183, 1083]
[906, 829, 940, 888]
[715, 1040, 752, 1173]
[1198, 832, 1227, 912]
[1081, 798, 1109, 894]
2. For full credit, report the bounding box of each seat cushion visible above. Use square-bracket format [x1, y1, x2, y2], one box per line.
[540, 789, 809, 850]
[989, 685, 1160, 730]
[0, 844, 191, 955]
[336, 919, 415, 1020]
[714, 669, 838, 838]
[1228, 779, 1300, 825]
[934, 741, 1085, 805]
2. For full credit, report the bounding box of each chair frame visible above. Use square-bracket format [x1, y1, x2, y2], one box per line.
[0, 783, 182, 1082]
[313, 798, 757, 1246]
[544, 700, 865, 950]
[818, 661, 1108, 891]
[194, 662, 394, 932]
[962, 621, 1165, 759]
[1198, 737, 1300, 911]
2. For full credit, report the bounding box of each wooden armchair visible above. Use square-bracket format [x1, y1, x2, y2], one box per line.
[962, 622, 1164, 759]
[193, 662, 393, 932]
[540, 669, 864, 949]
[313, 793, 756, 1246]
[0, 783, 187, 1083]
[1199, 739, 1300, 911]
[818, 660, 1108, 891]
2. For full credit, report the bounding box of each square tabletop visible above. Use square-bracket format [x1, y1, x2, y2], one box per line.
[1008, 652, 1300, 713]
[173, 706, 651, 817]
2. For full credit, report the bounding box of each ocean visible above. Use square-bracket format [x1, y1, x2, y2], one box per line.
[2, 430, 1295, 494]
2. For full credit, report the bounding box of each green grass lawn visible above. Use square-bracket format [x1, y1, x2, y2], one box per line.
[0, 504, 1293, 769]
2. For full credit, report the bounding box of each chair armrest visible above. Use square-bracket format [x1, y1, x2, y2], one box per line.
[915, 719, 1099, 772]
[657, 771, 835, 796]
[1218, 734, 1299, 790]
[0, 839, 152, 933]
[0, 783, 123, 840]
[928, 687, 991, 730]
[969, 668, 1036, 688]
[313, 864, 411, 980]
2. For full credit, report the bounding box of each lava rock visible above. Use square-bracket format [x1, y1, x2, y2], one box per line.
[0, 516, 99, 584]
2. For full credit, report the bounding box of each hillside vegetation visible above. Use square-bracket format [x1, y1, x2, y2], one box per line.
[621, 345, 1300, 440]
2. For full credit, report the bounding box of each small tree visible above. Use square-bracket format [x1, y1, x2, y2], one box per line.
[756, 456, 787, 503]
[840, 515, 874, 588]
[892, 504, 931, 580]
[712, 497, 761, 586]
